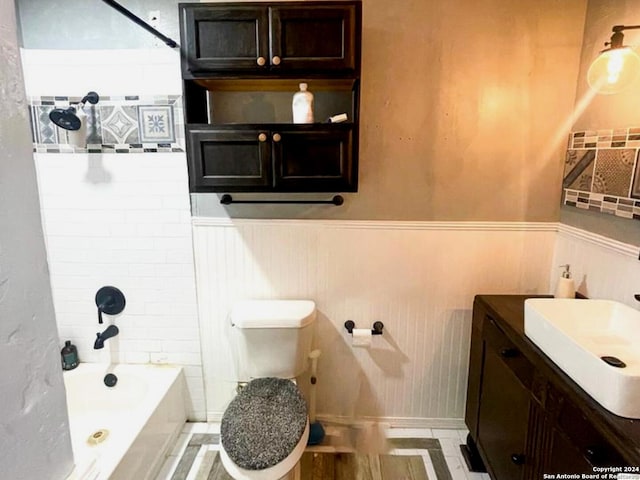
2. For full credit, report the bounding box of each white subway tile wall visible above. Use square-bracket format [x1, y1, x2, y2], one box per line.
[35, 153, 205, 420]
[21, 49, 182, 96]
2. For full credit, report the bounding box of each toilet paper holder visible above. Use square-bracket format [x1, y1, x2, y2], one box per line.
[344, 320, 384, 335]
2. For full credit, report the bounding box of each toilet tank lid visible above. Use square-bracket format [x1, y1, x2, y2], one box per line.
[231, 300, 317, 328]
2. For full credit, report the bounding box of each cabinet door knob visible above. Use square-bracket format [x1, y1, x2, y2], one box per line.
[500, 348, 519, 358]
[510, 453, 525, 465]
[258, 133, 267, 142]
[257, 56, 266, 66]
[272, 133, 281, 142]
[585, 446, 603, 464]
[272, 56, 281, 65]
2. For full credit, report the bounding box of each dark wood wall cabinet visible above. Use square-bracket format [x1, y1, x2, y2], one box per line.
[464, 295, 640, 480]
[179, 1, 361, 193]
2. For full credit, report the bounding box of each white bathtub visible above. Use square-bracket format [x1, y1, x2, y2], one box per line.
[64, 363, 187, 480]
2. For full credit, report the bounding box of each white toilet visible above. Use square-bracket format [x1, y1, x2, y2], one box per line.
[220, 300, 317, 480]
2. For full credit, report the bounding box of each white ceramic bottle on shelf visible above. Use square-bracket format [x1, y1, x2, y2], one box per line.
[292, 82, 314, 124]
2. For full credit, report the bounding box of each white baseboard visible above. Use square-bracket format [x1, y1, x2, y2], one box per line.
[207, 412, 224, 423]
[315, 414, 466, 430]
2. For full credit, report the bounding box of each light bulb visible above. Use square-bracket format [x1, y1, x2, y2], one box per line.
[587, 46, 640, 94]
[606, 49, 625, 84]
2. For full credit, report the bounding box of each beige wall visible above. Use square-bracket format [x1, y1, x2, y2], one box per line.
[193, 0, 588, 220]
[563, 0, 640, 246]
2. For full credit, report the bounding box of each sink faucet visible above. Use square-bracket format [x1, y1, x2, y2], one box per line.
[94, 325, 119, 349]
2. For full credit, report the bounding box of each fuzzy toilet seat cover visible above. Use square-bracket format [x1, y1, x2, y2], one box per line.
[221, 377, 308, 470]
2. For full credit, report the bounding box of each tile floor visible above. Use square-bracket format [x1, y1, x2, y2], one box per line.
[154, 422, 491, 480]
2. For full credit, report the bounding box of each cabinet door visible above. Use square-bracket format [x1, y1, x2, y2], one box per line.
[551, 388, 627, 470]
[187, 126, 272, 191]
[269, 4, 359, 72]
[478, 316, 535, 479]
[546, 428, 594, 475]
[465, 300, 487, 440]
[180, 5, 269, 75]
[478, 346, 530, 480]
[272, 126, 356, 191]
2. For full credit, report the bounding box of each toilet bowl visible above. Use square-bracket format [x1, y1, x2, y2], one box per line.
[220, 424, 309, 480]
[220, 378, 309, 480]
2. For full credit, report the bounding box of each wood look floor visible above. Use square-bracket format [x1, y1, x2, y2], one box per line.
[300, 452, 428, 480]
[176, 450, 428, 480]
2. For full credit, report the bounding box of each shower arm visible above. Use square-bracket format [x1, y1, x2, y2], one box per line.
[101, 0, 179, 49]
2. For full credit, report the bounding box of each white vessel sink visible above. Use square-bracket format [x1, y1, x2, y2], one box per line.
[524, 298, 640, 418]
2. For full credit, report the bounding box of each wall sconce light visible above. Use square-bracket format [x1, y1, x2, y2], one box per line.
[588, 25, 640, 94]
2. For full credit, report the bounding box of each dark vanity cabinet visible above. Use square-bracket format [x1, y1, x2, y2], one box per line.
[464, 295, 640, 480]
[179, 2, 361, 193]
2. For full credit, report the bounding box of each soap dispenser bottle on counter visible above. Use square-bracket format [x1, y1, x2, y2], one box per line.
[555, 264, 575, 299]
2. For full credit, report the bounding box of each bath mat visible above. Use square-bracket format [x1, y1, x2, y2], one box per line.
[170, 434, 452, 480]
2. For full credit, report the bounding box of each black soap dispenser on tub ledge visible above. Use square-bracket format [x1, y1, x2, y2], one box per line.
[61, 340, 79, 370]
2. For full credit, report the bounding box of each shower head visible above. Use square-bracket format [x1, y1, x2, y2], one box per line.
[49, 106, 81, 131]
[49, 91, 99, 131]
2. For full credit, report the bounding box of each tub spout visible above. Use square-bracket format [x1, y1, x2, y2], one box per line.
[94, 325, 119, 349]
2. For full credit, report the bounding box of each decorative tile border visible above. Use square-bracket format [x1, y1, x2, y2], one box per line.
[563, 130, 640, 222]
[28, 95, 184, 153]
[569, 127, 640, 149]
[563, 189, 640, 221]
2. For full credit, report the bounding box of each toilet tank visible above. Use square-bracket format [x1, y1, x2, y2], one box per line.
[229, 300, 316, 381]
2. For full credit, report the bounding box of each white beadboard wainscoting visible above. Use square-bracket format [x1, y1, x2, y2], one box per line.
[553, 224, 640, 307]
[192, 218, 557, 426]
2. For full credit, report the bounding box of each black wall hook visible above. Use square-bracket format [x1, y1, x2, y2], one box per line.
[344, 320, 384, 335]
